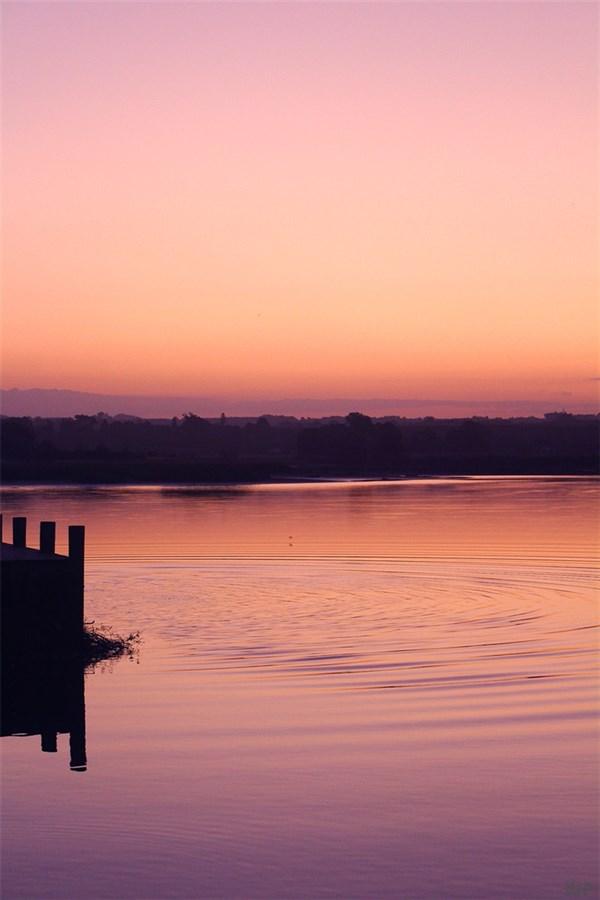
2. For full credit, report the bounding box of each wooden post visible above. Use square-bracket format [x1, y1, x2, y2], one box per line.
[41, 732, 58, 753]
[68, 525, 85, 567]
[40, 521, 56, 555]
[69, 667, 87, 772]
[68, 525, 85, 633]
[13, 517, 26, 548]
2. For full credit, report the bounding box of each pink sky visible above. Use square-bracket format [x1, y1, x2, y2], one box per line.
[2, 2, 598, 415]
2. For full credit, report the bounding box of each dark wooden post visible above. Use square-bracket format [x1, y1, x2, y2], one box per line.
[41, 732, 58, 753]
[68, 525, 85, 635]
[13, 517, 26, 548]
[69, 667, 87, 772]
[68, 526, 85, 569]
[40, 521, 56, 555]
[69, 728, 87, 772]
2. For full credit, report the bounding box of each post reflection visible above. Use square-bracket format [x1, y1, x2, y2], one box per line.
[1, 651, 87, 772]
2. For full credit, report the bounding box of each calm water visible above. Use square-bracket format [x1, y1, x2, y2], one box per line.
[1, 477, 599, 899]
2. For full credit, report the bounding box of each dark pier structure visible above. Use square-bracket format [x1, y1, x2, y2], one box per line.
[1, 516, 87, 770]
[1, 515, 85, 653]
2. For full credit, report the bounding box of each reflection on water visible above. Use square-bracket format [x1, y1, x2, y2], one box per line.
[1, 652, 87, 772]
[0, 478, 598, 899]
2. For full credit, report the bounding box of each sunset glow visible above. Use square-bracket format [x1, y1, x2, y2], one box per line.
[2, 2, 598, 413]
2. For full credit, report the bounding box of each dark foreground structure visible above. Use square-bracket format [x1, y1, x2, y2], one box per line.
[1, 516, 138, 770]
[1, 516, 87, 770]
[1, 516, 85, 652]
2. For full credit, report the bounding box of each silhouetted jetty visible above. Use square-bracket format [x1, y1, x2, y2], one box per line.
[1, 516, 87, 769]
[1, 515, 85, 654]
[1, 516, 139, 772]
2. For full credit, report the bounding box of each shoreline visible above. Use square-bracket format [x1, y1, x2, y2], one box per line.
[2, 471, 598, 489]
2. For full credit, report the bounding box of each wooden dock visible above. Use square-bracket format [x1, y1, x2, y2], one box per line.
[1, 516, 89, 770]
[1, 515, 85, 654]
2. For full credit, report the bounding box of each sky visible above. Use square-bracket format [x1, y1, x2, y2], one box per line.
[2, 1, 598, 415]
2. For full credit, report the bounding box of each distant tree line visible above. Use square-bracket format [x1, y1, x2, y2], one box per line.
[1, 411, 598, 482]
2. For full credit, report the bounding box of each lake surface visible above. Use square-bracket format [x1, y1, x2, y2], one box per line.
[1, 477, 599, 899]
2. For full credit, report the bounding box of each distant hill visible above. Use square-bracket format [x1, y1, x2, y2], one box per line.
[1, 387, 597, 420]
[1, 388, 219, 419]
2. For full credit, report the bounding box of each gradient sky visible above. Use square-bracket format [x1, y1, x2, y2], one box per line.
[2, 2, 598, 413]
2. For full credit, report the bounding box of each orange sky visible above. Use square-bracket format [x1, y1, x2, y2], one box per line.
[1, 2, 598, 413]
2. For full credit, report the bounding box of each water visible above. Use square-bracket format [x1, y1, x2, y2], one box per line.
[1, 477, 598, 899]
